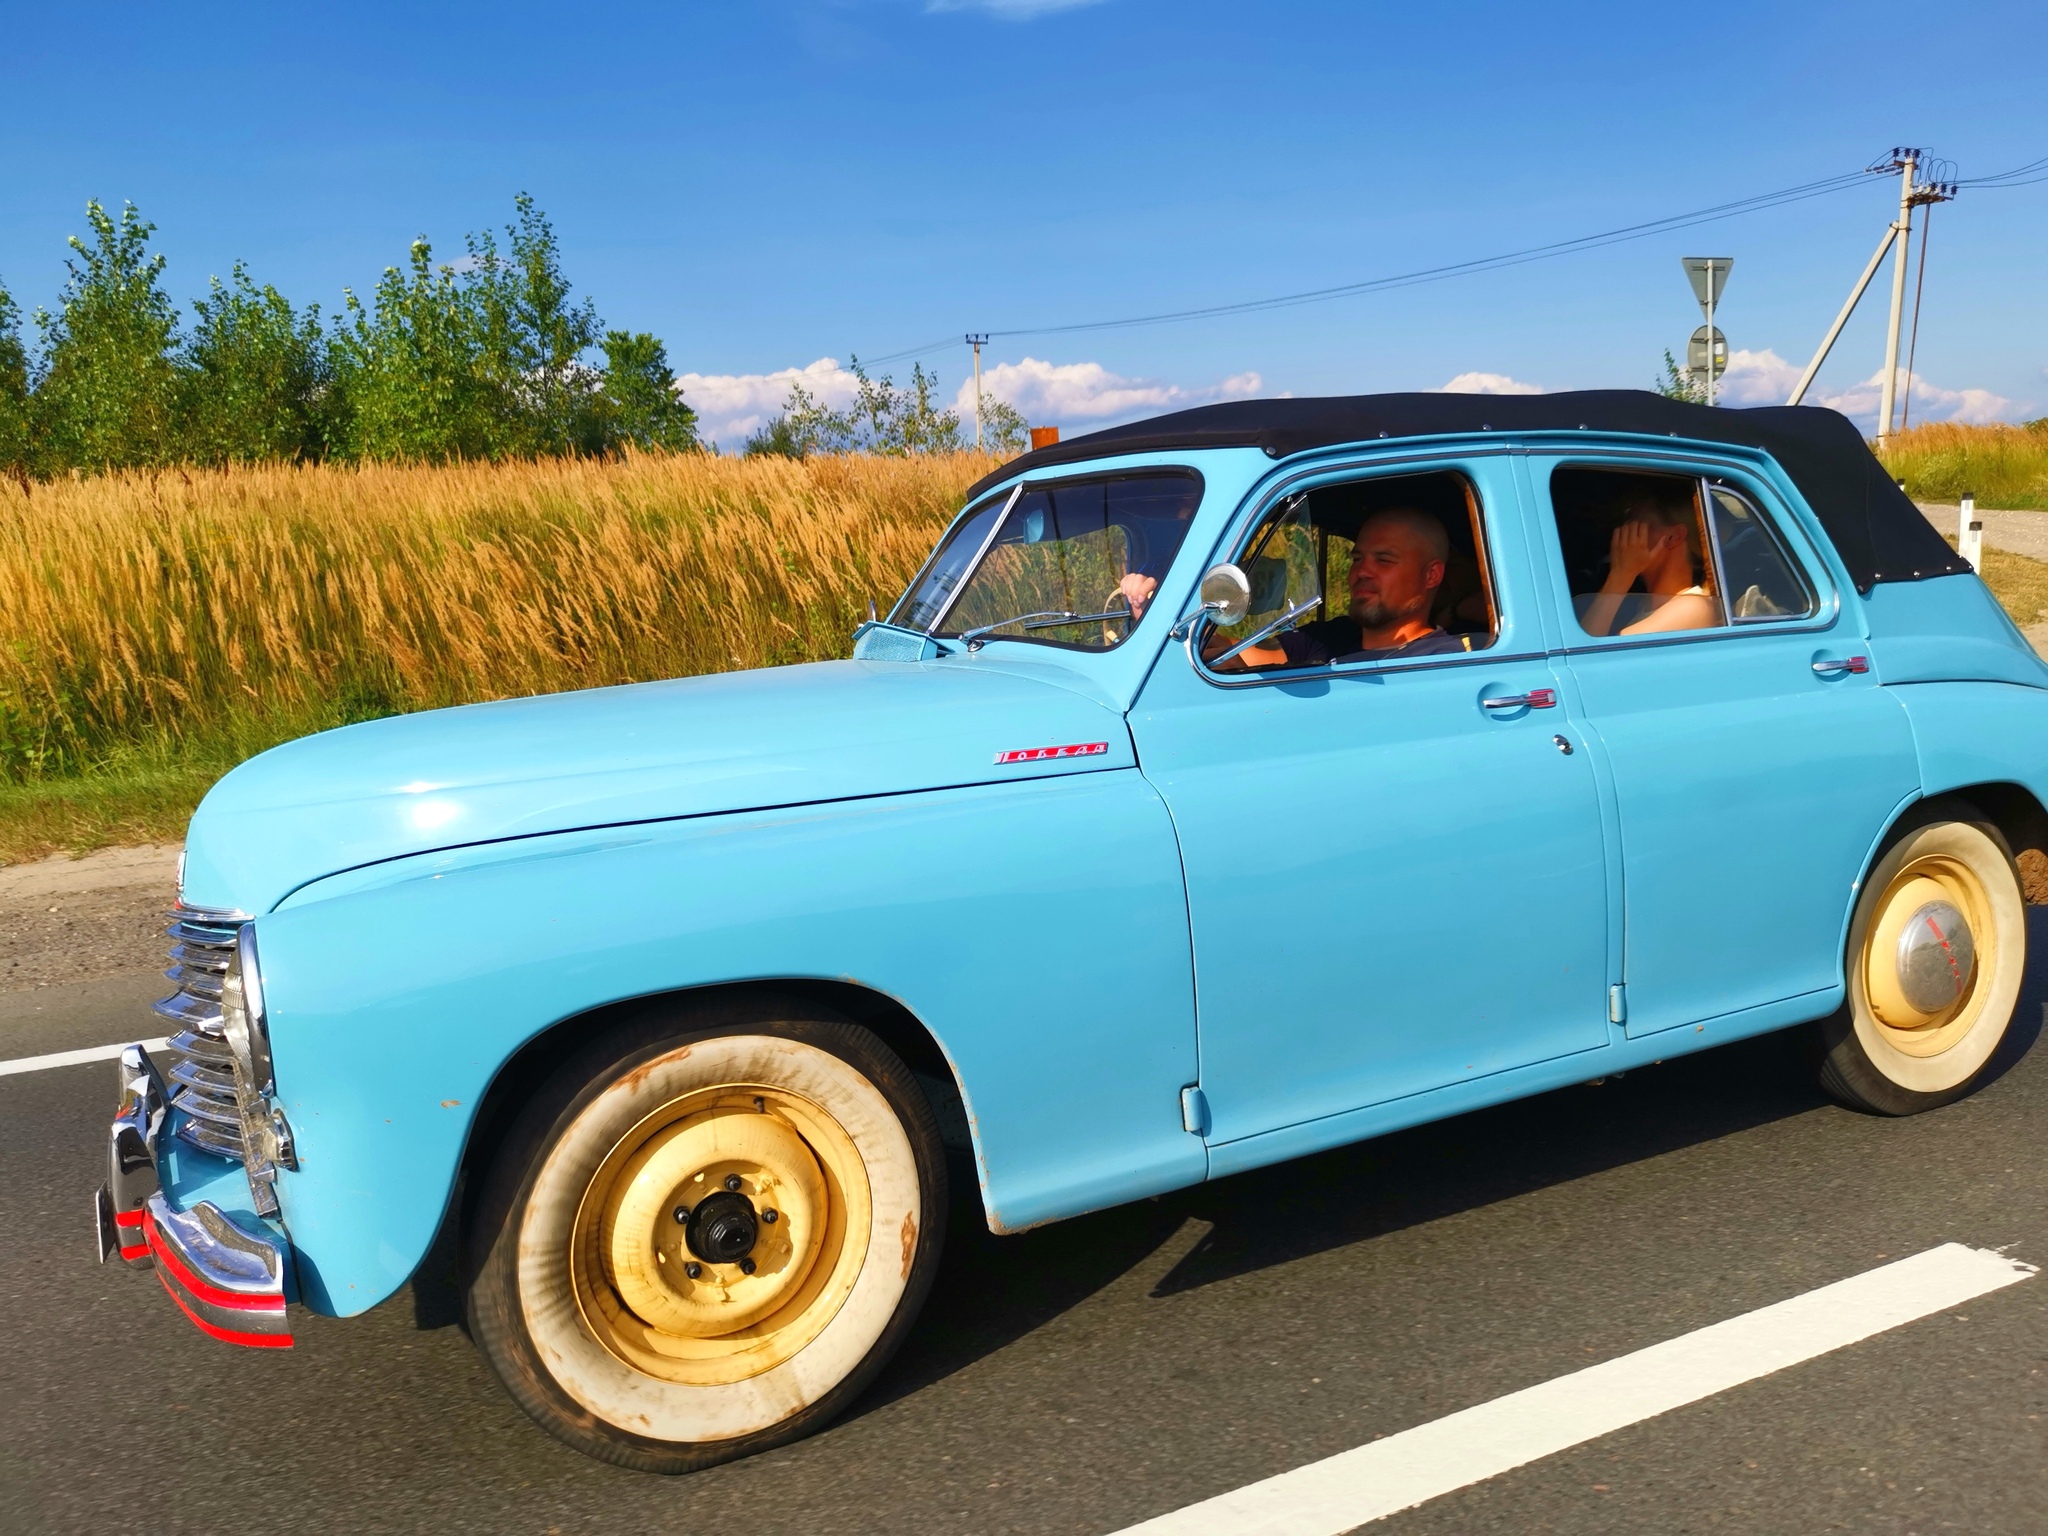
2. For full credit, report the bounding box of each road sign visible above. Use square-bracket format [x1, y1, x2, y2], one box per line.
[1686, 325, 1728, 379]
[1683, 257, 1735, 318]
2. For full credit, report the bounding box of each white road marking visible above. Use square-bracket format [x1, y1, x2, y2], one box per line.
[1112, 1242, 2036, 1536]
[0, 1037, 169, 1077]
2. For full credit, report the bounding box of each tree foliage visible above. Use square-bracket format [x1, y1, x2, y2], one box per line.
[0, 281, 29, 480]
[180, 265, 328, 465]
[32, 201, 182, 471]
[5, 194, 705, 476]
[747, 359, 1010, 459]
[1655, 348, 1707, 405]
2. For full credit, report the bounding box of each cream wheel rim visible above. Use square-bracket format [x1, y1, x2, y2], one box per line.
[1846, 819, 2025, 1096]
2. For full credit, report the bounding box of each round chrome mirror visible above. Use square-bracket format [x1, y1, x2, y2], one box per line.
[1198, 563, 1253, 627]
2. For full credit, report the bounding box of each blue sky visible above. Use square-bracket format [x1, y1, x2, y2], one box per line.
[2, 0, 2043, 447]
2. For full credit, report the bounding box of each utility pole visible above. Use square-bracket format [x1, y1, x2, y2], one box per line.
[1788, 148, 1955, 414]
[965, 334, 989, 450]
[1875, 151, 1918, 447]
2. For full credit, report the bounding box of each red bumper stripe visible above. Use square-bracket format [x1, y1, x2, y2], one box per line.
[143, 1208, 286, 1314]
[114, 1208, 144, 1230]
[155, 1272, 294, 1349]
[118, 1242, 149, 1262]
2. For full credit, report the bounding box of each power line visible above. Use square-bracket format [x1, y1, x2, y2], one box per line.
[850, 167, 1873, 365]
[852, 150, 2040, 369]
[1959, 152, 2048, 186]
[984, 172, 1871, 340]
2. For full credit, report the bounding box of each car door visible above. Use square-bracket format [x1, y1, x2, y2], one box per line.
[1129, 453, 1614, 1147]
[1529, 451, 1921, 1037]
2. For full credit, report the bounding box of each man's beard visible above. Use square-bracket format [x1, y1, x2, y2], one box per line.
[1351, 592, 1426, 629]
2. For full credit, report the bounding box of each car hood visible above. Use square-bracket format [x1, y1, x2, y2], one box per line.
[180, 659, 1133, 913]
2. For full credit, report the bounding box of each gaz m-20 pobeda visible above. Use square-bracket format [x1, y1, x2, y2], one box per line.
[98, 391, 2048, 1471]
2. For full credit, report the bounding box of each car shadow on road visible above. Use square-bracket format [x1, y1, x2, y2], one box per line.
[866, 905, 2048, 1411]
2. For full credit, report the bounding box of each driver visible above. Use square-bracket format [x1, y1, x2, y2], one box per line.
[1218, 508, 1472, 670]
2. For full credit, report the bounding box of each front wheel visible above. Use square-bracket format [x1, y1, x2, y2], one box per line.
[1815, 813, 2028, 1115]
[466, 1002, 947, 1472]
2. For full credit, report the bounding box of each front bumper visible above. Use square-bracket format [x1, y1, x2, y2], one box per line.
[94, 1044, 294, 1348]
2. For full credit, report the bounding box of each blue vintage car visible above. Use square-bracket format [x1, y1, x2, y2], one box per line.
[98, 391, 2047, 1471]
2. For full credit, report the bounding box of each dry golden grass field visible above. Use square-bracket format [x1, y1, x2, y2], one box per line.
[1879, 419, 2048, 510]
[2, 424, 2045, 863]
[0, 451, 994, 857]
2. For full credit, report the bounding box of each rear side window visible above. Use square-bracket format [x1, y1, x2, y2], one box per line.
[1549, 466, 1814, 640]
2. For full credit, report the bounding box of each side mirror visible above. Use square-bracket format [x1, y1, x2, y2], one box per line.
[1197, 563, 1253, 627]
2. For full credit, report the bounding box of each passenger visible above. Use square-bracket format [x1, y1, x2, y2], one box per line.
[1580, 501, 1718, 637]
[1217, 508, 1474, 670]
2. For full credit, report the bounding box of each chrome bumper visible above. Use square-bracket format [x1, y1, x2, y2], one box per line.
[95, 1044, 294, 1348]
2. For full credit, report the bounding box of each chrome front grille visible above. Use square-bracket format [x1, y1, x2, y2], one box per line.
[155, 906, 249, 1161]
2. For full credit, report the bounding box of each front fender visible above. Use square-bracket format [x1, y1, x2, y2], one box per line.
[257, 771, 1204, 1315]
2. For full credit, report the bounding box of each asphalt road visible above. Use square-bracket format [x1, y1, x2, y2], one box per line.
[4, 855, 2047, 1534]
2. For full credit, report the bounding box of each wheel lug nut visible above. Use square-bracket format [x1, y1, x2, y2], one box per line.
[684, 1262, 702, 1279]
[725, 1174, 743, 1192]
[672, 1205, 689, 1224]
[740, 1257, 756, 1275]
[763, 1209, 778, 1224]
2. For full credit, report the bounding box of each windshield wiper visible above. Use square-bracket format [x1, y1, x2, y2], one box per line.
[959, 601, 1135, 652]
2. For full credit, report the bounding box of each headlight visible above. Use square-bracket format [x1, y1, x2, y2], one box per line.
[220, 926, 274, 1097]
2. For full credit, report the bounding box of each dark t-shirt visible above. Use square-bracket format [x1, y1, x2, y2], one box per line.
[1272, 619, 1474, 668]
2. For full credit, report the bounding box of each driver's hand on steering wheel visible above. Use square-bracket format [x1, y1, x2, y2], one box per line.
[1110, 572, 1158, 622]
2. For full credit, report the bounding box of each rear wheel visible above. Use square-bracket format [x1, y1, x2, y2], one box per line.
[1815, 813, 2028, 1115]
[466, 1001, 947, 1472]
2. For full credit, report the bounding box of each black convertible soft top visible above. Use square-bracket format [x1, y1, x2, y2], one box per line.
[966, 390, 1964, 592]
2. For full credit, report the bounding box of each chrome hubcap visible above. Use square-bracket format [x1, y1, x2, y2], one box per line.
[1894, 900, 1975, 1014]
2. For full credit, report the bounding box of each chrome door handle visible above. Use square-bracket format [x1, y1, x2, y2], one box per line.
[1481, 688, 1557, 711]
[1811, 656, 1870, 676]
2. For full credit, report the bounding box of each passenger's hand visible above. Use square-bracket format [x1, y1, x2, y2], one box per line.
[1606, 519, 1656, 585]
[1111, 572, 1158, 622]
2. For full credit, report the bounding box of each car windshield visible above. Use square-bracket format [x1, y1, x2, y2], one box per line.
[889, 472, 1202, 651]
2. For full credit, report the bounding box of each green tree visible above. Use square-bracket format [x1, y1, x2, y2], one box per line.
[742, 412, 807, 458]
[0, 281, 28, 480]
[596, 330, 697, 451]
[974, 392, 1029, 454]
[466, 194, 603, 454]
[328, 238, 499, 462]
[33, 201, 181, 471]
[1655, 348, 1706, 405]
[759, 359, 964, 457]
[178, 264, 328, 464]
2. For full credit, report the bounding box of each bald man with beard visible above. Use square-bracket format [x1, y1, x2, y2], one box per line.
[1216, 508, 1476, 670]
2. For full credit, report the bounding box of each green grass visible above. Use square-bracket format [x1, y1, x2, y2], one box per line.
[1881, 420, 2048, 510]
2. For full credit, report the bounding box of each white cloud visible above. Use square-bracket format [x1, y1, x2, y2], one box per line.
[925, 0, 1107, 16]
[1713, 348, 2015, 426]
[1437, 371, 1545, 395]
[954, 356, 1265, 427]
[674, 357, 864, 450]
